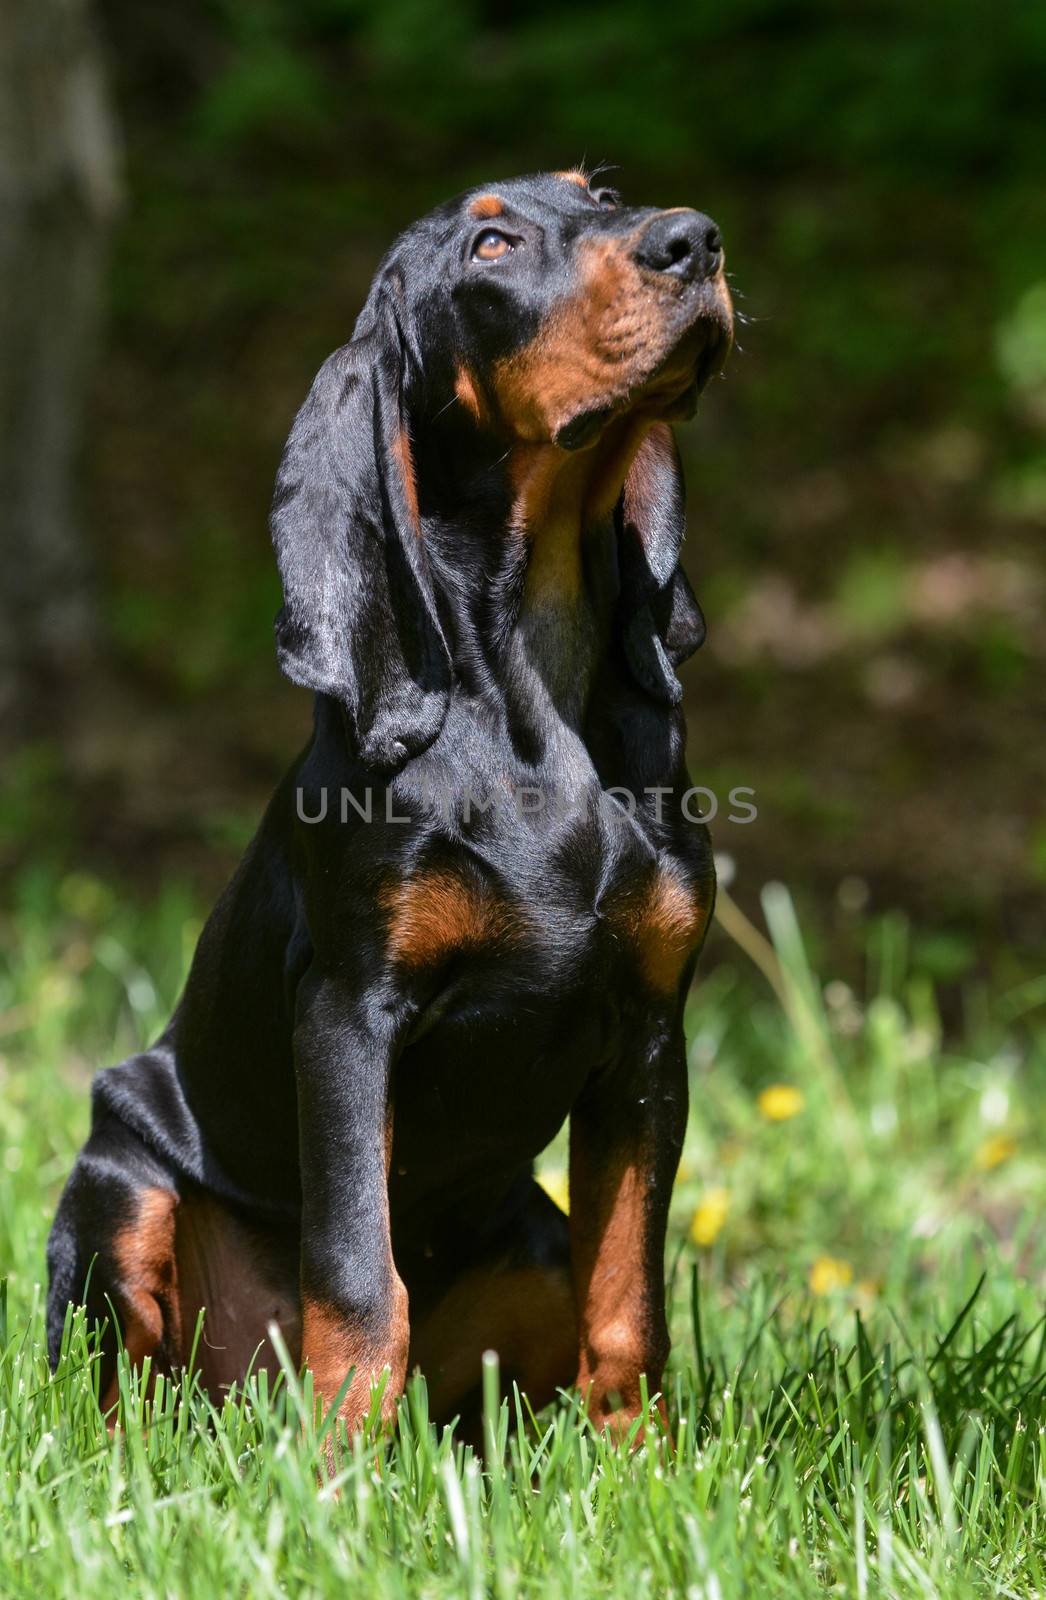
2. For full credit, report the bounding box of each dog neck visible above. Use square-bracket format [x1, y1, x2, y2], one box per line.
[505, 427, 643, 725]
[417, 412, 650, 735]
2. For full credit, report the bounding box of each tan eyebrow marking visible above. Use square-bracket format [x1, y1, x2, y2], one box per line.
[469, 193, 505, 219]
[554, 168, 590, 189]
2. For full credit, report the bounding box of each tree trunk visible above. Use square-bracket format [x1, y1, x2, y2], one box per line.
[0, 0, 120, 737]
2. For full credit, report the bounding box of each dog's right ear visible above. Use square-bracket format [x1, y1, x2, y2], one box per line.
[271, 293, 450, 772]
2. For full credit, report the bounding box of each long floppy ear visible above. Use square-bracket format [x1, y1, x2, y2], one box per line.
[614, 423, 706, 705]
[271, 292, 450, 771]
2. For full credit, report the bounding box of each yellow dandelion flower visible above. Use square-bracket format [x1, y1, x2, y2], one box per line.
[757, 1084, 805, 1122]
[537, 1169, 569, 1213]
[975, 1133, 1017, 1171]
[689, 1187, 729, 1247]
[809, 1255, 854, 1295]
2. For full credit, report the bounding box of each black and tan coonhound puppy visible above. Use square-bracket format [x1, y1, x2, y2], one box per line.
[47, 169, 733, 1437]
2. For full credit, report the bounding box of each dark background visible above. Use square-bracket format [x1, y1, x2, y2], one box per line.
[3, 0, 1045, 985]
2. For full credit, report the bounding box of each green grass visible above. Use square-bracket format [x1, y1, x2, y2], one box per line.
[0, 870, 1043, 1597]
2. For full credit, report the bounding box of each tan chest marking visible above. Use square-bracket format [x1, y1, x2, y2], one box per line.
[382, 870, 519, 968]
[609, 866, 711, 996]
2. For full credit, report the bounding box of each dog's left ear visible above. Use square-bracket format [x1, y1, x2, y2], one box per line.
[271, 284, 450, 772]
[614, 423, 706, 705]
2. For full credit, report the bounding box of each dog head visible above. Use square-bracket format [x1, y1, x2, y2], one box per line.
[271, 171, 734, 769]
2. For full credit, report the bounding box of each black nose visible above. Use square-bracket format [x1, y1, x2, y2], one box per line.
[632, 210, 722, 284]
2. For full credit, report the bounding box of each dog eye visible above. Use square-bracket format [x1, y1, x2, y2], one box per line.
[591, 186, 620, 210]
[472, 230, 513, 261]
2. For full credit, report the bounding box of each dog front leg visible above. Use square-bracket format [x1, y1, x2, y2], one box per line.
[294, 972, 408, 1433]
[568, 1023, 688, 1436]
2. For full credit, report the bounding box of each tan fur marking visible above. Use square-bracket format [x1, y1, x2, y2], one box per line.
[392, 428, 420, 533]
[104, 1186, 180, 1410]
[468, 192, 504, 219]
[569, 1142, 670, 1440]
[302, 1276, 409, 1425]
[454, 363, 486, 423]
[554, 168, 590, 188]
[112, 1187, 179, 1350]
[508, 415, 657, 604]
[505, 419, 659, 612]
[382, 870, 518, 967]
[491, 236, 644, 441]
[611, 866, 710, 995]
[508, 443, 584, 603]
[489, 238, 733, 446]
[574, 1158, 646, 1402]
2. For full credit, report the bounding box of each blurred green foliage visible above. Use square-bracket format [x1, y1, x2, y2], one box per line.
[177, 1, 1045, 181]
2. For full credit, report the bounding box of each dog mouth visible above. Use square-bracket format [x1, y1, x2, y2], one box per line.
[554, 289, 732, 452]
[642, 314, 733, 411]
